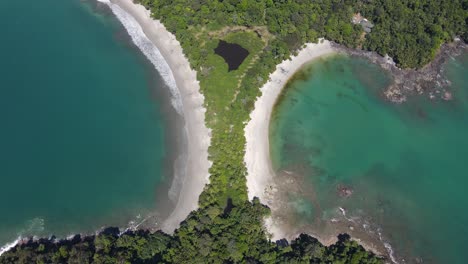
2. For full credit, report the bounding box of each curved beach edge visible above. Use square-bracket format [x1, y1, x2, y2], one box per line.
[244, 40, 335, 240]
[244, 41, 394, 260]
[108, 0, 211, 233]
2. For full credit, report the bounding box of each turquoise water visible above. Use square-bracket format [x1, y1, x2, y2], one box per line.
[0, 0, 173, 245]
[271, 53, 468, 263]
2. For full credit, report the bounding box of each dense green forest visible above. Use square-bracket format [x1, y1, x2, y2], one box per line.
[0, 223, 381, 263]
[139, 0, 466, 68]
[359, 0, 467, 67]
[2, 0, 465, 263]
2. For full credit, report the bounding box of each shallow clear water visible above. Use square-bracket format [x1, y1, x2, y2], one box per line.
[271, 53, 468, 263]
[0, 0, 172, 244]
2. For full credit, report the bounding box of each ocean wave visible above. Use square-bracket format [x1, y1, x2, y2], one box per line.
[0, 217, 46, 256]
[98, 0, 184, 115]
[384, 242, 398, 263]
[24, 217, 45, 234]
[335, 207, 398, 263]
[0, 237, 21, 256]
[378, 230, 398, 264]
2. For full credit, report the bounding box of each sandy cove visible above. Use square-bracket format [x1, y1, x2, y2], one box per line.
[244, 41, 390, 259]
[105, 0, 211, 233]
[245, 40, 335, 240]
[244, 40, 336, 241]
[245, 40, 335, 212]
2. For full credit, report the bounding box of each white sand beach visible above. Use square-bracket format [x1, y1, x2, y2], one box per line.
[244, 41, 335, 240]
[243, 42, 389, 258]
[91, 1, 385, 257]
[104, 0, 211, 233]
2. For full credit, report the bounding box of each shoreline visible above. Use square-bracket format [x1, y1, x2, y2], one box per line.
[333, 40, 467, 103]
[244, 41, 391, 259]
[103, 0, 211, 233]
[244, 40, 466, 262]
[244, 40, 335, 235]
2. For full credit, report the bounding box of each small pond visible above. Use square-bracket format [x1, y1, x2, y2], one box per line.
[214, 40, 249, 71]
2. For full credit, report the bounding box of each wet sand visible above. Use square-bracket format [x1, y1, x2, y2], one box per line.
[104, 0, 211, 233]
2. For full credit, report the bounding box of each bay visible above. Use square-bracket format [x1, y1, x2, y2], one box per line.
[270, 53, 468, 263]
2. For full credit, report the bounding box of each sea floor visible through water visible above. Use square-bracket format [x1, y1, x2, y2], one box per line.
[270, 53, 468, 263]
[0, 0, 185, 247]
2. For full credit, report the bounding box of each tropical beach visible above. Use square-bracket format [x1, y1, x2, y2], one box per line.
[257, 51, 468, 263]
[0, 0, 210, 252]
[0, 0, 180, 248]
[244, 42, 390, 257]
[100, 0, 212, 233]
[244, 41, 336, 238]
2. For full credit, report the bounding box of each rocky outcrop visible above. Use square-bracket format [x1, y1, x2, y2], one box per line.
[333, 39, 467, 103]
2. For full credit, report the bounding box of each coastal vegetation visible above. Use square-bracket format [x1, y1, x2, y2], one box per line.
[139, 0, 466, 68]
[0, 226, 381, 263]
[359, 0, 467, 68]
[2, 0, 466, 262]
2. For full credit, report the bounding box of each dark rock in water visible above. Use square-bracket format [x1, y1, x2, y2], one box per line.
[332, 40, 467, 103]
[416, 107, 429, 120]
[214, 40, 249, 71]
[337, 184, 353, 198]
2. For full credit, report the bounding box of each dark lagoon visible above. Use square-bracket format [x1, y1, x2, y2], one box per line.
[214, 40, 249, 71]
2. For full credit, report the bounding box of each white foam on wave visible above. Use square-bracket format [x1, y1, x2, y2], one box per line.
[384, 242, 398, 264]
[378, 230, 398, 264]
[335, 207, 399, 264]
[98, 0, 184, 115]
[0, 237, 21, 256]
[0, 217, 46, 256]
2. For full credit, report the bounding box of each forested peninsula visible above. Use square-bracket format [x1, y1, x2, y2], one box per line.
[2, 0, 466, 263]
